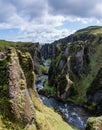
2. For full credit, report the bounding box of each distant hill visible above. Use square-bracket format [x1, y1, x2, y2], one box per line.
[75, 26, 102, 35]
[53, 26, 102, 44]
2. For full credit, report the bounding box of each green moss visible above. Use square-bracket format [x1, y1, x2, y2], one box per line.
[87, 116, 102, 130]
[0, 54, 17, 129]
[48, 35, 102, 105]
[35, 105, 75, 130]
[17, 51, 35, 88]
[46, 58, 51, 63]
[0, 47, 76, 130]
[29, 87, 75, 130]
[20, 79, 25, 90]
[0, 40, 33, 51]
[39, 79, 56, 96]
[68, 43, 102, 104]
[0, 56, 9, 85]
[55, 53, 62, 68]
[0, 56, 11, 118]
[38, 65, 49, 75]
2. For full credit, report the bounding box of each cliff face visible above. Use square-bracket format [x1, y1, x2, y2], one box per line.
[0, 26, 102, 129]
[48, 41, 92, 101]
[7, 49, 35, 124]
[40, 44, 60, 60]
[47, 27, 102, 107]
[16, 42, 42, 74]
[87, 68, 102, 114]
[48, 46, 73, 100]
[0, 47, 74, 130]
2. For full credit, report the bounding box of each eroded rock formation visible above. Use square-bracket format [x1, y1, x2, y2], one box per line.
[7, 49, 35, 124]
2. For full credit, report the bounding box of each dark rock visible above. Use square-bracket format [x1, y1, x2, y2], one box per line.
[87, 68, 102, 114]
[40, 44, 60, 60]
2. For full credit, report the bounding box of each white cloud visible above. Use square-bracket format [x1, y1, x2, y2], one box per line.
[0, 0, 102, 43]
[16, 27, 74, 43]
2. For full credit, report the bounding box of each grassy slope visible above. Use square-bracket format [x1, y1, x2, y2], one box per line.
[75, 26, 102, 35]
[30, 88, 75, 130]
[0, 115, 7, 130]
[0, 40, 28, 51]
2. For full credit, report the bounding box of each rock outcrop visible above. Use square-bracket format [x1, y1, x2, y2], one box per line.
[0, 46, 74, 130]
[0, 26, 102, 129]
[7, 48, 35, 124]
[48, 41, 92, 101]
[87, 68, 102, 114]
[86, 116, 102, 130]
[47, 26, 102, 105]
[40, 44, 60, 60]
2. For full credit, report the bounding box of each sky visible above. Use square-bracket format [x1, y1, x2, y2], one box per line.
[0, 0, 102, 43]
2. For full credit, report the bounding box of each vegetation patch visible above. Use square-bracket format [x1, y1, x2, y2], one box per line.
[39, 78, 56, 97]
[86, 116, 102, 130]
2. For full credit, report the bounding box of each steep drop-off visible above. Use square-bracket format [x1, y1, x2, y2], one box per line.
[0, 46, 75, 130]
[0, 26, 102, 130]
[41, 26, 102, 114]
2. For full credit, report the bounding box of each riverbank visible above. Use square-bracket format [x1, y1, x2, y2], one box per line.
[36, 74, 89, 130]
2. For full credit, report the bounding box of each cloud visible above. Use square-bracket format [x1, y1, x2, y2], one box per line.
[0, 0, 16, 23]
[16, 27, 74, 43]
[48, 0, 102, 19]
[0, 0, 102, 43]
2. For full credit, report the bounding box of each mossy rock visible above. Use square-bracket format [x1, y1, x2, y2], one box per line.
[86, 116, 102, 130]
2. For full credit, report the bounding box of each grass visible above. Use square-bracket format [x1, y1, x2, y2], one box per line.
[35, 108, 74, 130]
[55, 53, 62, 68]
[0, 115, 7, 130]
[39, 65, 49, 75]
[27, 124, 37, 130]
[0, 40, 38, 52]
[82, 43, 102, 96]
[68, 43, 102, 104]
[39, 78, 56, 96]
[46, 58, 51, 63]
[76, 26, 102, 35]
[29, 88, 75, 130]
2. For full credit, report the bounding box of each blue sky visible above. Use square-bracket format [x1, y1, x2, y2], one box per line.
[0, 0, 102, 43]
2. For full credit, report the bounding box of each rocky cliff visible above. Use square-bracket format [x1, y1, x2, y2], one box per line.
[46, 26, 102, 109]
[87, 67, 102, 115]
[40, 43, 60, 60]
[0, 26, 102, 130]
[7, 48, 35, 124]
[48, 41, 92, 101]
[0, 45, 74, 130]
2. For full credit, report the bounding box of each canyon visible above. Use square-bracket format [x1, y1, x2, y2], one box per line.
[0, 26, 102, 130]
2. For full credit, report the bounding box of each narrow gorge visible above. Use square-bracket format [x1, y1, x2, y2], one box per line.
[0, 26, 102, 130]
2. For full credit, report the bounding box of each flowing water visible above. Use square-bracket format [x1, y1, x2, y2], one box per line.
[36, 75, 89, 130]
[36, 75, 48, 90]
[36, 59, 89, 130]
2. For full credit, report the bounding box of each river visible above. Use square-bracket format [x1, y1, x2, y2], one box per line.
[36, 75, 89, 130]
